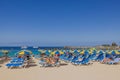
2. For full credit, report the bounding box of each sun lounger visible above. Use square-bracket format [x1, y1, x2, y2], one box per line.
[39, 60, 47, 67]
[107, 58, 120, 64]
[95, 53, 104, 62]
[6, 62, 24, 68]
[89, 53, 96, 60]
[6, 58, 24, 68]
[54, 61, 60, 67]
[63, 54, 73, 62]
[74, 56, 90, 65]
[71, 56, 79, 64]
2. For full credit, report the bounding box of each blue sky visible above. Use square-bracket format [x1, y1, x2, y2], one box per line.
[0, 0, 120, 46]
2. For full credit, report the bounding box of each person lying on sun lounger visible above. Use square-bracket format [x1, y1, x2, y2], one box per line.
[102, 58, 112, 64]
[53, 54, 59, 63]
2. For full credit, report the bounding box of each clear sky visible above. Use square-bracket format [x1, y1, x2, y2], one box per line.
[0, 0, 120, 46]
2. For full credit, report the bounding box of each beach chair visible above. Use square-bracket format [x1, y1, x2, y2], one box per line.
[71, 56, 79, 64]
[6, 62, 24, 68]
[107, 58, 120, 64]
[67, 55, 73, 61]
[11, 62, 24, 67]
[74, 55, 90, 65]
[89, 53, 96, 60]
[80, 58, 90, 65]
[54, 61, 60, 67]
[105, 54, 111, 58]
[6, 58, 24, 68]
[82, 50, 89, 58]
[73, 57, 85, 65]
[59, 54, 66, 60]
[59, 54, 64, 59]
[39, 60, 47, 67]
[95, 53, 104, 62]
[63, 54, 73, 62]
[10, 58, 24, 63]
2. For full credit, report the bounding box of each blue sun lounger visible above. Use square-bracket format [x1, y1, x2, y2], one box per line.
[95, 54, 104, 62]
[80, 58, 90, 65]
[74, 55, 90, 65]
[71, 56, 79, 64]
[6, 62, 24, 68]
[6, 58, 24, 68]
[89, 53, 96, 60]
[63, 54, 73, 62]
[59, 54, 67, 60]
[39, 60, 47, 67]
[107, 58, 120, 64]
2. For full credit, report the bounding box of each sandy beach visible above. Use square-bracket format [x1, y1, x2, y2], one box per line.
[1, 0, 120, 80]
[0, 58, 120, 80]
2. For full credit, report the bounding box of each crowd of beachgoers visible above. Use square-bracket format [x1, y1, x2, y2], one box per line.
[0, 48, 120, 68]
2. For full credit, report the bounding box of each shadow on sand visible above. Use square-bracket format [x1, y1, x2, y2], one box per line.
[40, 63, 68, 68]
[60, 63, 68, 66]
[24, 64, 38, 68]
[72, 63, 93, 66]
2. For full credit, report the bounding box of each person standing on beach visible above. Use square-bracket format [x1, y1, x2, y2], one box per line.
[26, 54, 30, 66]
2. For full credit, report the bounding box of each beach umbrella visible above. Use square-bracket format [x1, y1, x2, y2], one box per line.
[115, 50, 120, 55]
[74, 50, 78, 53]
[1, 50, 9, 54]
[97, 50, 99, 54]
[69, 50, 73, 53]
[88, 49, 94, 54]
[1, 50, 9, 60]
[74, 50, 80, 55]
[98, 50, 105, 54]
[105, 51, 111, 58]
[89, 50, 93, 54]
[19, 51, 24, 55]
[55, 51, 60, 54]
[59, 51, 64, 54]
[51, 51, 55, 55]
[111, 50, 116, 55]
[84, 50, 89, 55]
[92, 48, 96, 51]
[77, 50, 80, 53]
[95, 49, 97, 52]
[38, 49, 42, 52]
[45, 50, 50, 56]
[48, 50, 51, 53]
[38, 49, 46, 53]
[107, 50, 111, 54]
[80, 50, 85, 54]
[25, 52, 30, 55]
[18, 50, 32, 55]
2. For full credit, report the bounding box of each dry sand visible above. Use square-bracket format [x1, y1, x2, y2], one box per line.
[0, 58, 120, 80]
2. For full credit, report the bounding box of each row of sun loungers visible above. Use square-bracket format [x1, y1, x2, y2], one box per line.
[5, 51, 120, 68]
[59, 52, 120, 65]
[38, 50, 120, 67]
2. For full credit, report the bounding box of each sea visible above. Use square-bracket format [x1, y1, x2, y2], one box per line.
[0, 47, 63, 57]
